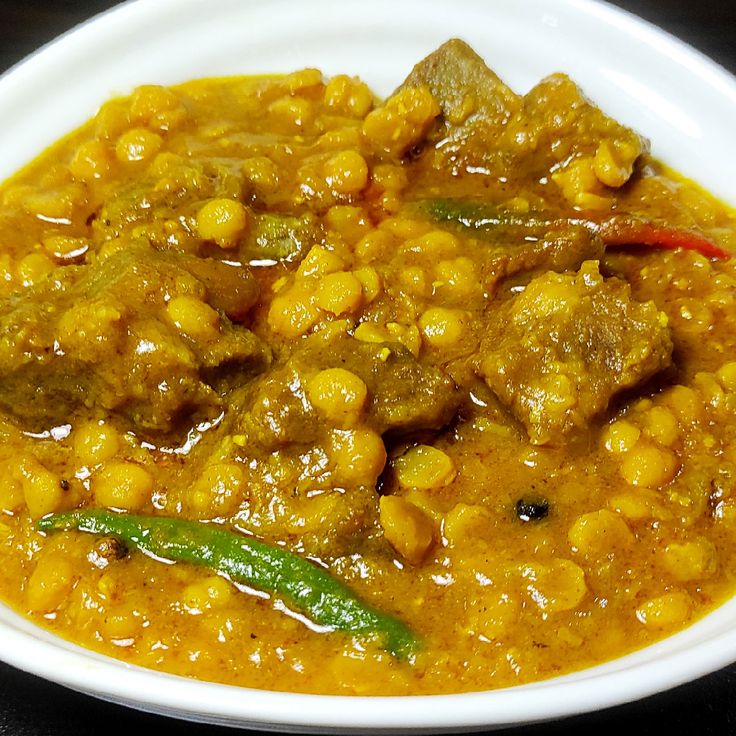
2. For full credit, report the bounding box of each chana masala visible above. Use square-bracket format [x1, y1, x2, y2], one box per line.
[1, 40, 736, 695]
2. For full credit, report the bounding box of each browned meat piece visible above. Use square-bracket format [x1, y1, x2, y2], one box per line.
[400, 39, 520, 172]
[478, 261, 672, 444]
[401, 39, 646, 187]
[240, 335, 461, 452]
[0, 244, 269, 435]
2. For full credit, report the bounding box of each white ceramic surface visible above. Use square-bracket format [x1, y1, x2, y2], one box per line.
[1, 0, 736, 731]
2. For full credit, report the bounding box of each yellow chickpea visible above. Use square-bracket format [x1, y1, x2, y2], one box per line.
[602, 419, 641, 453]
[93, 462, 153, 511]
[521, 559, 588, 613]
[636, 591, 692, 629]
[242, 156, 280, 194]
[419, 307, 467, 348]
[17, 253, 54, 288]
[620, 444, 678, 488]
[324, 151, 369, 196]
[15, 456, 65, 518]
[189, 463, 246, 518]
[394, 445, 456, 490]
[69, 140, 112, 182]
[568, 509, 634, 558]
[267, 282, 320, 338]
[329, 428, 387, 487]
[379, 495, 435, 565]
[268, 95, 314, 132]
[166, 295, 220, 340]
[324, 75, 373, 118]
[352, 267, 381, 302]
[661, 538, 716, 582]
[354, 230, 393, 263]
[195, 198, 249, 248]
[297, 245, 345, 278]
[443, 503, 491, 545]
[26, 552, 76, 613]
[307, 368, 368, 428]
[643, 406, 679, 447]
[325, 206, 372, 244]
[182, 575, 234, 613]
[115, 127, 163, 163]
[74, 420, 121, 465]
[42, 235, 89, 263]
[314, 272, 364, 316]
[715, 361, 736, 393]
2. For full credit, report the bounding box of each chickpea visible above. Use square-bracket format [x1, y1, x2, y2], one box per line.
[242, 156, 280, 195]
[443, 503, 491, 545]
[166, 295, 220, 340]
[661, 539, 716, 582]
[42, 235, 89, 263]
[268, 95, 314, 132]
[602, 419, 641, 453]
[329, 428, 386, 487]
[352, 267, 381, 302]
[189, 463, 245, 518]
[16, 456, 65, 518]
[620, 444, 678, 488]
[182, 575, 233, 613]
[521, 559, 587, 613]
[195, 198, 249, 248]
[325, 206, 371, 244]
[307, 368, 368, 428]
[115, 127, 163, 163]
[642, 406, 679, 447]
[362, 85, 440, 156]
[17, 253, 54, 288]
[636, 591, 692, 629]
[267, 282, 320, 338]
[568, 509, 634, 558]
[314, 272, 364, 316]
[93, 462, 153, 511]
[324, 151, 369, 196]
[297, 245, 345, 278]
[74, 420, 120, 465]
[324, 75, 373, 118]
[69, 140, 112, 181]
[26, 552, 76, 613]
[419, 307, 467, 348]
[379, 495, 435, 565]
[394, 445, 456, 490]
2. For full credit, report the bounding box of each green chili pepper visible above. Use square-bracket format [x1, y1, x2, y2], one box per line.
[37, 510, 419, 659]
[416, 198, 730, 259]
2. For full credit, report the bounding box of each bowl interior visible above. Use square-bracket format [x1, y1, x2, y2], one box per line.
[1, 0, 736, 731]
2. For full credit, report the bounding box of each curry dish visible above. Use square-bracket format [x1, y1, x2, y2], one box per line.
[1, 40, 736, 695]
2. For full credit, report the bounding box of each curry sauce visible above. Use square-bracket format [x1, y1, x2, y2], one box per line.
[0, 40, 736, 694]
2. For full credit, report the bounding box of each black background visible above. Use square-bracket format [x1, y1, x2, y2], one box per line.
[1, 1, 735, 734]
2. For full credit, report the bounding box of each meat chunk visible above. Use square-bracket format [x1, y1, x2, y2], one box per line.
[478, 261, 672, 444]
[401, 39, 646, 187]
[240, 335, 461, 452]
[400, 38, 520, 171]
[0, 244, 269, 435]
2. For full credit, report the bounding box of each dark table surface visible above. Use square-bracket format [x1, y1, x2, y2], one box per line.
[1, 1, 735, 734]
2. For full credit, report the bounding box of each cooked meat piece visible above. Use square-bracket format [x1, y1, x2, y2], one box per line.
[478, 261, 673, 444]
[401, 39, 646, 185]
[400, 38, 520, 172]
[240, 335, 461, 451]
[0, 244, 269, 435]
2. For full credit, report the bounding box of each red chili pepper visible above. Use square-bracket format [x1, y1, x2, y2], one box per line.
[597, 217, 731, 260]
[420, 199, 732, 260]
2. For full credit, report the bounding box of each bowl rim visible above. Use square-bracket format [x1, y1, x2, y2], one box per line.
[1, 0, 736, 731]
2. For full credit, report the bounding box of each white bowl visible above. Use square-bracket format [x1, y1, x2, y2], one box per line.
[1, 0, 736, 731]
